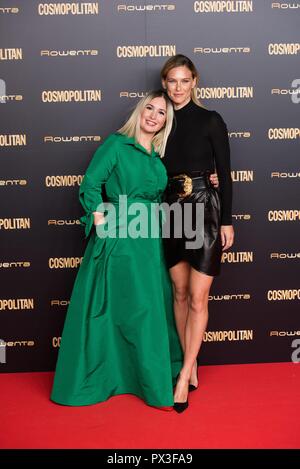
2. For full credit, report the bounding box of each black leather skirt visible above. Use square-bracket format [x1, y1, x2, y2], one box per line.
[162, 171, 222, 277]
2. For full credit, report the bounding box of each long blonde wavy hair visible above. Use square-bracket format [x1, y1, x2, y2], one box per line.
[118, 90, 174, 157]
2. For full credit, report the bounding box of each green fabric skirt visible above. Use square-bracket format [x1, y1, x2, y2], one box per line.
[51, 227, 182, 407]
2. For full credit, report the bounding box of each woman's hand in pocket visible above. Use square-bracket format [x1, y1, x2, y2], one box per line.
[93, 211, 106, 225]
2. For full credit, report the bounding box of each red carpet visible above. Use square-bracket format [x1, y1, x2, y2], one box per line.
[0, 363, 299, 449]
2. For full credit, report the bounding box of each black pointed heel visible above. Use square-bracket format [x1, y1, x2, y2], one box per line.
[173, 400, 189, 413]
[189, 384, 198, 392]
[188, 384, 198, 392]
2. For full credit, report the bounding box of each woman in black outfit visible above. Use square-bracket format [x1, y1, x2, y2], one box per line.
[161, 55, 234, 412]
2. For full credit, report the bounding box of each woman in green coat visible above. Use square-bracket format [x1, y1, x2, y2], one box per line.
[51, 90, 183, 408]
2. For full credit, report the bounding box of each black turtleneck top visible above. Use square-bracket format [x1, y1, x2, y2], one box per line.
[163, 99, 232, 225]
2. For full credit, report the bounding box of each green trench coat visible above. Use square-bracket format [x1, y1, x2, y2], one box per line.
[51, 133, 183, 407]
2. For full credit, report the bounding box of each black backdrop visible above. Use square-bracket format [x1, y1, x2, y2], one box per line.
[1, 0, 299, 372]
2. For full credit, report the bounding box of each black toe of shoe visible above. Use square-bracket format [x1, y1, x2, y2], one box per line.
[173, 400, 189, 413]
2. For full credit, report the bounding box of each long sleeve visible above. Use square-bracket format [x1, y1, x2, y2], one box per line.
[79, 134, 118, 238]
[209, 111, 232, 225]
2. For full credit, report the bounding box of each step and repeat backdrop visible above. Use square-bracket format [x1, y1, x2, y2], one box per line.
[0, 1, 299, 372]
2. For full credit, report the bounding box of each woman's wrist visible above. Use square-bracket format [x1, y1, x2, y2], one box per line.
[93, 211, 105, 225]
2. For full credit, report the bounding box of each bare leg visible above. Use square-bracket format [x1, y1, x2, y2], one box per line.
[169, 261, 190, 352]
[190, 360, 198, 388]
[174, 268, 213, 403]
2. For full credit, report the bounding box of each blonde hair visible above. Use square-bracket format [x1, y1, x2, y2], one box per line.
[160, 54, 204, 108]
[118, 90, 174, 157]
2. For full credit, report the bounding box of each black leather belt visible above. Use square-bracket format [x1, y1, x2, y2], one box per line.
[167, 172, 211, 197]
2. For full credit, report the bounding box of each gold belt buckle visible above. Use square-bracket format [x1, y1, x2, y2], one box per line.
[173, 173, 193, 197]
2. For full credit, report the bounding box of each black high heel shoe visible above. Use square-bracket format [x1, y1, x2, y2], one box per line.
[173, 400, 189, 413]
[188, 384, 198, 392]
[173, 374, 189, 413]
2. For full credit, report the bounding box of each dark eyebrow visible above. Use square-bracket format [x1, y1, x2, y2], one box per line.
[147, 104, 166, 112]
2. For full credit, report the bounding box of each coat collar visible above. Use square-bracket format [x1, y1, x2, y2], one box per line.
[118, 133, 158, 158]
